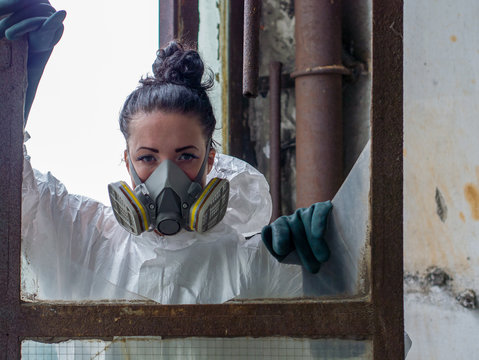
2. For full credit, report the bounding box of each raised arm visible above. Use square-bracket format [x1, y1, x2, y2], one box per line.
[0, 0, 65, 123]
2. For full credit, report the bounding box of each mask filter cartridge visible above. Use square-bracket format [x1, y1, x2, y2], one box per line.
[189, 178, 229, 232]
[108, 181, 150, 235]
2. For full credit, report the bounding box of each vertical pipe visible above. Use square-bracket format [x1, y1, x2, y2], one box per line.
[243, 0, 261, 97]
[159, 0, 177, 48]
[269, 61, 282, 221]
[159, 0, 199, 49]
[178, 0, 199, 48]
[295, 0, 343, 207]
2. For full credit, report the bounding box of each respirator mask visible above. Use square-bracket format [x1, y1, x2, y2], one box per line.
[108, 142, 229, 236]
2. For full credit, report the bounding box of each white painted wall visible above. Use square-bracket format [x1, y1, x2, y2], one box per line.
[404, 0, 479, 358]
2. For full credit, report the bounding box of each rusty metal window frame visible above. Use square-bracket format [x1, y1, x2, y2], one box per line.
[0, 1, 403, 358]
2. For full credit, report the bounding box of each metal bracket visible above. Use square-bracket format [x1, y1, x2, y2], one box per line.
[290, 64, 351, 78]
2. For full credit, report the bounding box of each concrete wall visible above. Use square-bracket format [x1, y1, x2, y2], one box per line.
[404, 0, 479, 358]
[248, 0, 297, 215]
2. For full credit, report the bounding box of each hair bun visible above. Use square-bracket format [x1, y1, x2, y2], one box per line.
[152, 41, 209, 90]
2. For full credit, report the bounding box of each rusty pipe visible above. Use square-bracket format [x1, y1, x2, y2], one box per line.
[159, 0, 199, 49]
[243, 0, 261, 97]
[294, 0, 343, 207]
[269, 61, 282, 221]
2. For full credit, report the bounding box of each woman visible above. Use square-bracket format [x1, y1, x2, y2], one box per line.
[3, 0, 332, 304]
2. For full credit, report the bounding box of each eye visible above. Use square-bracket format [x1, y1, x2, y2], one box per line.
[178, 153, 199, 161]
[137, 155, 157, 163]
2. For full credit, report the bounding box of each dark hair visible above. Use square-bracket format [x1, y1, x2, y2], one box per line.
[119, 41, 216, 144]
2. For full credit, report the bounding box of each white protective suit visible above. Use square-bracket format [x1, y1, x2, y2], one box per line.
[21, 140, 304, 304]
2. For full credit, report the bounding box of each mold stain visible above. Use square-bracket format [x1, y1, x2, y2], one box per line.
[435, 187, 448, 222]
[464, 183, 479, 220]
[450, 35, 457, 42]
[459, 212, 466, 223]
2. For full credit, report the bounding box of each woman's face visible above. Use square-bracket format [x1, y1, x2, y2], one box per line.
[124, 110, 215, 187]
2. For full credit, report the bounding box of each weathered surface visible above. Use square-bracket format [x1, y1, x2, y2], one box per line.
[404, 0, 479, 294]
[159, 0, 199, 48]
[294, 0, 343, 206]
[370, 0, 404, 358]
[404, 0, 479, 357]
[243, 0, 261, 97]
[0, 37, 28, 360]
[247, 0, 371, 214]
[247, 0, 297, 214]
[16, 301, 373, 338]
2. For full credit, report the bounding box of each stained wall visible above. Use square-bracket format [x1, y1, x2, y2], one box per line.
[404, 0, 479, 358]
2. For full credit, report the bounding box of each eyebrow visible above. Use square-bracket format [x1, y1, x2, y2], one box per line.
[136, 145, 199, 153]
[175, 145, 199, 153]
[137, 147, 159, 153]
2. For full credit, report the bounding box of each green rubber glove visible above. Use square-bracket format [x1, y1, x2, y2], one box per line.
[0, 0, 65, 122]
[261, 201, 332, 274]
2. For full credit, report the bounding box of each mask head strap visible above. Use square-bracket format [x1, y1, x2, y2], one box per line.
[193, 139, 212, 184]
[127, 152, 143, 187]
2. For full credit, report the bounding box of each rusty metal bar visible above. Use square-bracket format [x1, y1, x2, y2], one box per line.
[0, 38, 28, 360]
[16, 300, 373, 338]
[370, 0, 404, 358]
[159, 0, 177, 47]
[159, 0, 199, 48]
[178, 0, 199, 47]
[294, 0, 343, 207]
[242, 0, 261, 97]
[269, 61, 282, 221]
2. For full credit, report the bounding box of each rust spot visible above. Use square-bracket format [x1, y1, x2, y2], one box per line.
[121, 307, 145, 316]
[472, 79, 476, 85]
[464, 183, 479, 220]
[459, 212, 466, 222]
[450, 35, 457, 42]
[403, 148, 407, 157]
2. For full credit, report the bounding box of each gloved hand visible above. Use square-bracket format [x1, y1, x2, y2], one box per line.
[0, 0, 66, 122]
[261, 201, 332, 274]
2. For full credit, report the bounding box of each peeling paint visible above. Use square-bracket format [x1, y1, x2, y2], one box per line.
[121, 308, 145, 316]
[456, 289, 477, 309]
[425, 266, 451, 287]
[435, 187, 448, 222]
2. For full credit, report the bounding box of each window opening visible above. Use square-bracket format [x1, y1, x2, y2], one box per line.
[0, 1, 403, 358]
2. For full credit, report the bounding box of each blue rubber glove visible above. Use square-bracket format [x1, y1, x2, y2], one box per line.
[261, 201, 332, 273]
[0, 0, 65, 122]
